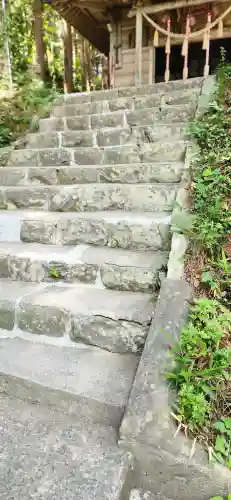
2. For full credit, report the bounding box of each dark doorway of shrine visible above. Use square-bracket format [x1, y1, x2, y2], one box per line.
[155, 37, 231, 82]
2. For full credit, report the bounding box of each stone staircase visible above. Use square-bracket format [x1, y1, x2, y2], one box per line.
[0, 77, 203, 499]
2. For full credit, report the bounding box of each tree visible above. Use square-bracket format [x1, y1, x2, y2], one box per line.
[62, 19, 73, 93]
[33, 0, 48, 82]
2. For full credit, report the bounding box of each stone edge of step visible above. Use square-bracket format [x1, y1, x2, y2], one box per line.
[0, 162, 185, 186]
[54, 77, 204, 105]
[51, 91, 200, 117]
[0, 279, 155, 352]
[18, 210, 172, 250]
[0, 242, 168, 292]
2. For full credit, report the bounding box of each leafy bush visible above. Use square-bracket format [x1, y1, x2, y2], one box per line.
[0, 73, 57, 147]
[187, 58, 231, 304]
[168, 298, 231, 465]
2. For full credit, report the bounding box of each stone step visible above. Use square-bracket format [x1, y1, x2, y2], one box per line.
[54, 77, 203, 105]
[0, 279, 154, 353]
[0, 368, 133, 500]
[129, 489, 172, 500]
[26, 123, 187, 149]
[0, 335, 137, 428]
[0, 241, 168, 292]
[18, 210, 171, 250]
[0, 162, 184, 185]
[39, 104, 195, 132]
[8, 141, 187, 166]
[51, 88, 200, 117]
[0, 210, 171, 250]
[0, 183, 177, 212]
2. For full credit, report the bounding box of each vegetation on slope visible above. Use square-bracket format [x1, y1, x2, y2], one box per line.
[0, 74, 57, 147]
[168, 57, 231, 468]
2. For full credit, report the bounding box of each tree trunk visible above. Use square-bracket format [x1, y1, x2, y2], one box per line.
[80, 35, 88, 91]
[33, 0, 48, 82]
[86, 40, 93, 90]
[62, 19, 73, 93]
[1, 0, 12, 90]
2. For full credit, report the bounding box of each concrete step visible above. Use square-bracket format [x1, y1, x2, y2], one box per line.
[51, 88, 200, 117]
[8, 141, 187, 166]
[0, 335, 137, 427]
[54, 77, 203, 105]
[25, 123, 187, 149]
[0, 183, 176, 212]
[39, 104, 195, 132]
[0, 162, 184, 185]
[0, 241, 168, 292]
[0, 279, 154, 353]
[0, 391, 132, 499]
[129, 489, 172, 500]
[0, 210, 171, 250]
[19, 210, 171, 250]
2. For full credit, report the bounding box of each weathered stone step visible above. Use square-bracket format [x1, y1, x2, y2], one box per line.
[51, 88, 200, 117]
[26, 123, 187, 149]
[8, 141, 187, 166]
[0, 335, 137, 428]
[54, 77, 203, 105]
[0, 241, 168, 292]
[0, 162, 184, 185]
[0, 392, 133, 500]
[39, 104, 195, 132]
[19, 210, 171, 250]
[0, 183, 177, 212]
[129, 489, 172, 500]
[0, 279, 154, 353]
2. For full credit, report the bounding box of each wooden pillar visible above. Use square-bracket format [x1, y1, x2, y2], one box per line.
[109, 27, 115, 88]
[148, 44, 153, 84]
[153, 46, 156, 83]
[62, 20, 73, 93]
[135, 9, 143, 86]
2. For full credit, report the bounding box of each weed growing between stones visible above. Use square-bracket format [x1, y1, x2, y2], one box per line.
[48, 266, 61, 280]
[168, 55, 231, 468]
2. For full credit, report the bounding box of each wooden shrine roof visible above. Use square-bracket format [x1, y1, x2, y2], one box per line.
[50, 0, 230, 54]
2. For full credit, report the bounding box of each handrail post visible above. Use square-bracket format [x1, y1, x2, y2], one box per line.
[135, 9, 143, 86]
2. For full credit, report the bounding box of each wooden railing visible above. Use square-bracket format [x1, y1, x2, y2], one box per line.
[132, 0, 231, 85]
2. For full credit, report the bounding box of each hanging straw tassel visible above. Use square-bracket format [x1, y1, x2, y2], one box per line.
[164, 67, 170, 83]
[217, 18, 223, 38]
[164, 17, 171, 82]
[153, 29, 159, 47]
[165, 36, 171, 54]
[181, 37, 188, 57]
[204, 12, 211, 76]
[165, 17, 171, 54]
[183, 66, 188, 80]
[202, 30, 208, 50]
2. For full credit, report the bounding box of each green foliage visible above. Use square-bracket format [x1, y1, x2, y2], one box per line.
[0, 74, 57, 146]
[168, 298, 231, 456]
[3, 0, 34, 76]
[210, 496, 231, 500]
[213, 418, 231, 467]
[188, 57, 231, 303]
[48, 266, 61, 280]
